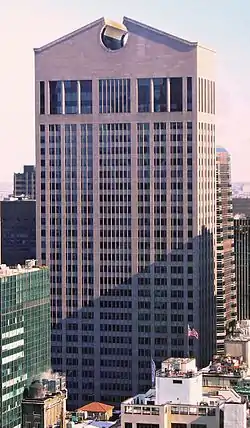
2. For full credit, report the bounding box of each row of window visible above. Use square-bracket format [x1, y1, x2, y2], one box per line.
[39, 76, 213, 115]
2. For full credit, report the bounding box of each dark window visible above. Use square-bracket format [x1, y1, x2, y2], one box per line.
[187, 77, 192, 111]
[125, 424, 132, 428]
[137, 425, 159, 428]
[99, 79, 130, 113]
[171, 424, 187, 428]
[170, 77, 183, 112]
[173, 379, 182, 384]
[153, 78, 167, 112]
[191, 425, 207, 428]
[40, 81, 45, 114]
[138, 78, 151, 112]
[80, 80, 92, 114]
[49, 81, 62, 114]
[65, 80, 78, 114]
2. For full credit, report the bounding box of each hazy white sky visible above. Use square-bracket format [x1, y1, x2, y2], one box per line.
[0, 0, 250, 182]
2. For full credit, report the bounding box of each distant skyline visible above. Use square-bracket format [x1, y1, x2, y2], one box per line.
[1, 0, 250, 181]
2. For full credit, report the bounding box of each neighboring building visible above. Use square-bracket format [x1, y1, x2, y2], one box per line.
[121, 357, 247, 428]
[233, 197, 250, 216]
[202, 354, 248, 389]
[0, 260, 51, 428]
[0, 197, 36, 265]
[76, 402, 114, 421]
[35, 17, 217, 407]
[225, 320, 250, 368]
[216, 147, 237, 353]
[13, 165, 36, 198]
[22, 374, 67, 428]
[234, 215, 250, 320]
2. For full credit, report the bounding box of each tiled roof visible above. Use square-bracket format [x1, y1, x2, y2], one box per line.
[77, 402, 114, 413]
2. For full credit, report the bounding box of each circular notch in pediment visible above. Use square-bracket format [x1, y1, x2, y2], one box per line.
[101, 19, 128, 51]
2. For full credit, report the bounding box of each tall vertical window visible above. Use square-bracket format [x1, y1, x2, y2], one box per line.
[153, 78, 167, 112]
[64, 80, 78, 114]
[170, 78, 183, 112]
[49, 81, 62, 114]
[187, 77, 192, 112]
[40, 81, 45, 114]
[138, 79, 151, 113]
[99, 79, 130, 113]
[80, 80, 92, 114]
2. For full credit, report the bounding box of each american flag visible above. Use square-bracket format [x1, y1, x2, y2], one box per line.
[188, 324, 199, 339]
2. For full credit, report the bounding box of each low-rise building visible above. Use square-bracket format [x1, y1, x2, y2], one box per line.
[202, 354, 248, 389]
[22, 373, 67, 427]
[76, 402, 114, 421]
[121, 357, 247, 428]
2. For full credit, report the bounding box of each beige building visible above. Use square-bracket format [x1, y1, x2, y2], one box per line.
[22, 377, 67, 428]
[35, 16, 217, 407]
[121, 357, 247, 428]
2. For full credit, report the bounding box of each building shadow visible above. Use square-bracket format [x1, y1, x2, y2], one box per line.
[51, 226, 216, 410]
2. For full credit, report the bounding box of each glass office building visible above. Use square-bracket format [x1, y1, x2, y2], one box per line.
[35, 17, 217, 407]
[0, 261, 50, 428]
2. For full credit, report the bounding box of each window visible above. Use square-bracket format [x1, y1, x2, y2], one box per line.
[191, 425, 207, 428]
[125, 424, 132, 428]
[171, 424, 187, 428]
[153, 78, 167, 112]
[173, 379, 182, 384]
[187, 77, 192, 111]
[99, 78, 130, 113]
[170, 77, 183, 112]
[40, 81, 45, 114]
[49, 81, 62, 114]
[137, 425, 159, 428]
[138, 78, 151, 112]
[80, 80, 92, 114]
[64, 80, 78, 114]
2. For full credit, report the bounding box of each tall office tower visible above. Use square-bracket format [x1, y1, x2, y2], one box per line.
[216, 147, 237, 353]
[0, 197, 36, 265]
[0, 260, 51, 428]
[234, 215, 250, 320]
[35, 17, 217, 407]
[13, 165, 36, 198]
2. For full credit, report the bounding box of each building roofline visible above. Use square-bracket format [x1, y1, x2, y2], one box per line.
[123, 16, 214, 52]
[123, 16, 197, 47]
[34, 17, 104, 53]
[34, 15, 215, 54]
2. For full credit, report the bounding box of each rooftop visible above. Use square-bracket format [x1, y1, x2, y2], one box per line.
[202, 355, 247, 377]
[0, 260, 44, 277]
[77, 402, 114, 413]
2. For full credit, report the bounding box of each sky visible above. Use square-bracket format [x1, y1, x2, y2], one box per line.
[0, 0, 250, 183]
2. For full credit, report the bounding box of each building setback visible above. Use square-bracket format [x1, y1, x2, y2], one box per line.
[35, 17, 217, 407]
[234, 216, 250, 320]
[13, 165, 36, 199]
[0, 260, 51, 428]
[0, 197, 36, 265]
[216, 147, 237, 353]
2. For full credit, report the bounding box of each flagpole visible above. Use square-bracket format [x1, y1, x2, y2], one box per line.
[187, 325, 190, 358]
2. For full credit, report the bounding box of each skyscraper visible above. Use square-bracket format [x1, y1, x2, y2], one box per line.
[0, 260, 51, 428]
[216, 147, 237, 352]
[234, 215, 250, 321]
[13, 165, 36, 199]
[35, 17, 217, 407]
